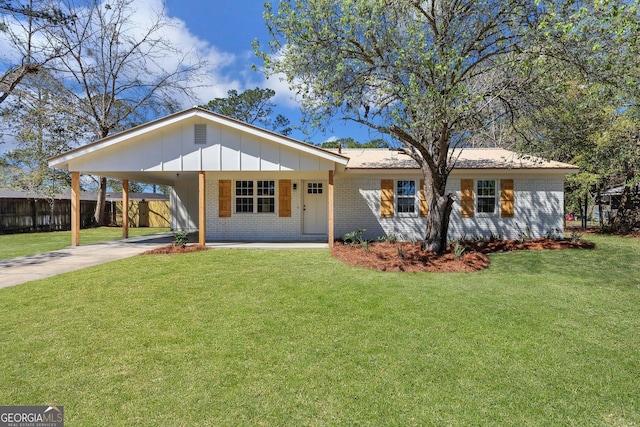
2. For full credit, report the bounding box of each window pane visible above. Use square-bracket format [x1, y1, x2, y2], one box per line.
[398, 198, 415, 213]
[396, 180, 416, 213]
[477, 180, 495, 196]
[397, 180, 415, 196]
[307, 182, 323, 194]
[235, 197, 253, 213]
[257, 198, 275, 213]
[477, 197, 495, 213]
[257, 180, 275, 196]
[236, 181, 253, 196]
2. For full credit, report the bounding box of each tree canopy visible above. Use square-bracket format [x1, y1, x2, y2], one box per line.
[511, 0, 640, 230]
[258, 0, 549, 252]
[201, 87, 292, 136]
[43, 0, 207, 224]
[0, 0, 74, 105]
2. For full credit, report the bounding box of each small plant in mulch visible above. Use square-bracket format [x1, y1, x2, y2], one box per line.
[143, 231, 208, 255]
[143, 244, 208, 255]
[172, 231, 189, 247]
[342, 228, 367, 246]
[451, 240, 466, 260]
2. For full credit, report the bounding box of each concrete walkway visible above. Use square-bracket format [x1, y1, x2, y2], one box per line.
[0, 233, 328, 289]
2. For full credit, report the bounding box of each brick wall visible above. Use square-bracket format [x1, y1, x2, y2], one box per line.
[448, 178, 565, 240]
[205, 177, 322, 241]
[335, 176, 565, 242]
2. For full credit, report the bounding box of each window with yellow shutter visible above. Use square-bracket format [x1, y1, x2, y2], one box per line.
[278, 180, 291, 217]
[219, 180, 231, 217]
[500, 179, 514, 218]
[460, 179, 475, 218]
[380, 180, 394, 218]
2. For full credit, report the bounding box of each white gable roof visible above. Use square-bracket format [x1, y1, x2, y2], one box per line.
[49, 107, 349, 184]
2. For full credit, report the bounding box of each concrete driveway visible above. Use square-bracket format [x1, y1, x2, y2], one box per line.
[0, 233, 174, 289]
[0, 233, 328, 289]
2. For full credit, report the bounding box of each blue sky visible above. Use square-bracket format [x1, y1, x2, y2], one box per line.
[164, 0, 375, 145]
[0, 0, 380, 154]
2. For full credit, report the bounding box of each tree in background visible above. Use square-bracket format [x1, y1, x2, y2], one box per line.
[0, 71, 82, 228]
[258, 0, 549, 252]
[0, 0, 73, 104]
[319, 137, 388, 149]
[202, 87, 292, 136]
[512, 0, 640, 230]
[0, 71, 80, 191]
[45, 0, 206, 225]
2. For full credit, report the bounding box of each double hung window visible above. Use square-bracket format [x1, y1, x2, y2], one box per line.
[396, 180, 416, 214]
[476, 180, 497, 214]
[257, 181, 275, 213]
[235, 180, 275, 213]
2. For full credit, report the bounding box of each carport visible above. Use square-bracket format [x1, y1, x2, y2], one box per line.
[48, 107, 348, 247]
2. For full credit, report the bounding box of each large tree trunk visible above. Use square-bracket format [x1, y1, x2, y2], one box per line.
[93, 176, 107, 226]
[424, 192, 455, 254]
[420, 161, 454, 254]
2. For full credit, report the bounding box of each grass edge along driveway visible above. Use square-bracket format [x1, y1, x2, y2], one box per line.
[0, 234, 638, 426]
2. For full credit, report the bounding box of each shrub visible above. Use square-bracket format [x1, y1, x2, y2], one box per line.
[343, 228, 366, 246]
[452, 240, 466, 260]
[516, 223, 532, 243]
[570, 231, 583, 243]
[173, 231, 189, 246]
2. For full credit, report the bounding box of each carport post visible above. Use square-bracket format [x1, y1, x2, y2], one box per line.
[328, 170, 334, 248]
[199, 171, 206, 246]
[122, 179, 129, 239]
[71, 171, 80, 246]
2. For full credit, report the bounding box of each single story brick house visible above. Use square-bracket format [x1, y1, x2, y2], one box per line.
[48, 107, 578, 246]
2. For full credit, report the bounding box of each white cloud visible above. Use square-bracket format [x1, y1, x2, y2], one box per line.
[110, 0, 244, 105]
[133, 0, 302, 108]
[0, 0, 302, 111]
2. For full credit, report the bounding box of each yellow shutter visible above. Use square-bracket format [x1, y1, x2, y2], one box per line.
[460, 179, 475, 218]
[419, 179, 428, 217]
[278, 180, 291, 217]
[219, 180, 231, 217]
[500, 179, 514, 218]
[381, 179, 394, 218]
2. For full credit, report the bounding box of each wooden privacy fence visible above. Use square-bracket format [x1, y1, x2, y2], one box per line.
[0, 192, 170, 234]
[0, 198, 96, 233]
[112, 200, 171, 228]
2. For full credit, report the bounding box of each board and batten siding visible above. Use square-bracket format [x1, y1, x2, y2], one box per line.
[65, 118, 336, 173]
[333, 176, 566, 242]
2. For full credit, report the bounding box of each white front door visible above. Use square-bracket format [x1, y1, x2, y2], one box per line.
[303, 181, 328, 234]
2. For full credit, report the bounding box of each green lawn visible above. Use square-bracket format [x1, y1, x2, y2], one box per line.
[0, 235, 638, 426]
[0, 227, 170, 259]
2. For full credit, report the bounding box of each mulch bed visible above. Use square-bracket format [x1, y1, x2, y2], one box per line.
[331, 238, 595, 273]
[143, 244, 209, 255]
